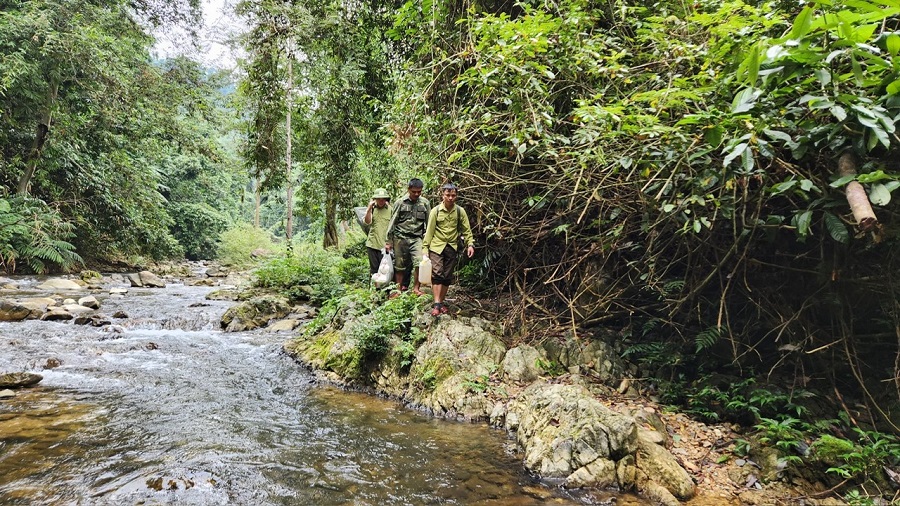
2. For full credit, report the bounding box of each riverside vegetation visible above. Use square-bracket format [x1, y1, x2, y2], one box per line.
[2, 0, 900, 504]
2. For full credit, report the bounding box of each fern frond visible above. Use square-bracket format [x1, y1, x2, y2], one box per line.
[695, 326, 723, 353]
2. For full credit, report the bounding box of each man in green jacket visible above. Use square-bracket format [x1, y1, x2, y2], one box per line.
[423, 183, 474, 316]
[385, 178, 430, 295]
[363, 187, 392, 276]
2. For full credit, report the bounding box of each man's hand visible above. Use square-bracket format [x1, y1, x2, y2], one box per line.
[466, 245, 475, 258]
[385, 242, 392, 252]
[368, 199, 376, 209]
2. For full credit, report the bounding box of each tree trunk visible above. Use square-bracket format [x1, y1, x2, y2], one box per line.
[254, 178, 261, 229]
[323, 191, 339, 249]
[285, 55, 294, 243]
[837, 153, 878, 232]
[17, 77, 59, 195]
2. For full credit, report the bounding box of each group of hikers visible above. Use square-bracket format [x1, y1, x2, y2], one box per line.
[362, 178, 475, 317]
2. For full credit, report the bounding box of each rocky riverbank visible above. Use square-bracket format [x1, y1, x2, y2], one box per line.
[274, 296, 848, 506]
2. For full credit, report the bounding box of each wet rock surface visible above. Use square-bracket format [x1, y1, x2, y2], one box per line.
[0, 372, 43, 389]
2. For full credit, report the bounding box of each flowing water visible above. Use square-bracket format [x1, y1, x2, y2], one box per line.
[0, 277, 640, 505]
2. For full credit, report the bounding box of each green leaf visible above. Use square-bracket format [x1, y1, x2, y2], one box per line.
[764, 129, 794, 144]
[824, 213, 849, 244]
[852, 56, 864, 85]
[887, 80, 900, 95]
[741, 148, 755, 172]
[856, 170, 889, 183]
[723, 143, 748, 167]
[829, 175, 856, 188]
[793, 210, 813, 237]
[771, 180, 798, 194]
[887, 34, 900, 56]
[732, 88, 759, 113]
[788, 7, 814, 40]
[704, 125, 724, 147]
[868, 183, 891, 205]
[830, 106, 847, 122]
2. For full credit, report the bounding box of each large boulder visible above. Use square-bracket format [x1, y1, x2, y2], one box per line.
[139, 271, 166, 288]
[506, 382, 638, 481]
[220, 295, 291, 332]
[407, 318, 507, 420]
[18, 297, 57, 319]
[633, 432, 696, 502]
[541, 333, 627, 385]
[501, 345, 545, 383]
[0, 300, 31, 321]
[36, 278, 84, 291]
[0, 372, 43, 389]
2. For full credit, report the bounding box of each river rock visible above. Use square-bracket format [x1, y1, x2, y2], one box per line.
[501, 345, 545, 383]
[206, 289, 239, 301]
[0, 389, 14, 399]
[221, 295, 292, 332]
[206, 264, 228, 277]
[0, 300, 31, 321]
[36, 278, 85, 290]
[63, 298, 76, 305]
[78, 296, 100, 309]
[407, 318, 507, 420]
[41, 308, 74, 321]
[186, 278, 216, 286]
[139, 271, 166, 288]
[18, 297, 57, 319]
[541, 332, 627, 386]
[126, 273, 142, 287]
[634, 431, 696, 501]
[110, 287, 128, 295]
[269, 319, 300, 332]
[0, 372, 43, 388]
[62, 304, 94, 315]
[506, 382, 638, 481]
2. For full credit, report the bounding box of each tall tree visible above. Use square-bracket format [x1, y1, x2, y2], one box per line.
[237, 0, 394, 247]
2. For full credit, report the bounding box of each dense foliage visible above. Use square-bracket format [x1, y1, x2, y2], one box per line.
[0, 0, 242, 269]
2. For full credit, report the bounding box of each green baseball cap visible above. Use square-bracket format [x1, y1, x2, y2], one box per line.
[372, 188, 390, 199]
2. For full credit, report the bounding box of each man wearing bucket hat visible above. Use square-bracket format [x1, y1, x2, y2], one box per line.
[364, 188, 392, 276]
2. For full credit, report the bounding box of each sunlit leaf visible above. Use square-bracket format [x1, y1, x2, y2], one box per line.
[887, 34, 900, 55]
[887, 80, 900, 95]
[788, 7, 814, 40]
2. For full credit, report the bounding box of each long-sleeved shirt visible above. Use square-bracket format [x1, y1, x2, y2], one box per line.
[423, 203, 474, 254]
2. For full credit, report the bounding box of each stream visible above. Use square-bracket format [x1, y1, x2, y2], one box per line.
[0, 276, 634, 505]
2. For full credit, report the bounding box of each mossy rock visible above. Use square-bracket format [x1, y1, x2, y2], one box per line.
[220, 295, 291, 332]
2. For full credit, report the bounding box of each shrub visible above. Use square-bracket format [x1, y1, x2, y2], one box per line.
[0, 196, 82, 273]
[168, 202, 229, 260]
[217, 223, 279, 268]
[253, 244, 346, 302]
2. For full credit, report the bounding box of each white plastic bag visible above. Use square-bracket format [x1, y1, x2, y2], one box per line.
[371, 250, 394, 288]
[418, 254, 432, 286]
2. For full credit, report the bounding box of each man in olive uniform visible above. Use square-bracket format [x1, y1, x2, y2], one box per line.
[363, 188, 392, 276]
[423, 183, 474, 315]
[385, 178, 430, 295]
